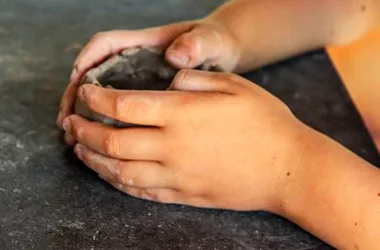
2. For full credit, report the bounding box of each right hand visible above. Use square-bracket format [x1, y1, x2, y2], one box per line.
[62, 68, 309, 212]
[56, 18, 241, 129]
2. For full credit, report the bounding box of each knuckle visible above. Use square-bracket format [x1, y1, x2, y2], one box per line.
[113, 160, 125, 184]
[171, 33, 200, 64]
[177, 32, 196, 48]
[102, 132, 121, 157]
[91, 31, 114, 53]
[125, 171, 149, 188]
[72, 61, 81, 73]
[114, 94, 150, 121]
[73, 60, 86, 75]
[114, 182, 125, 192]
[118, 164, 136, 186]
[124, 187, 139, 198]
[78, 146, 90, 163]
[157, 193, 174, 204]
[130, 175, 145, 188]
[173, 69, 191, 85]
[142, 189, 171, 203]
[138, 189, 152, 200]
[144, 189, 158, 201]
[182, 34, 201, 63]
[91, 31, 108, 41]
[114, 95, 132, 120]
[73, 125, 85, 141]
[73, 31, 112, 72]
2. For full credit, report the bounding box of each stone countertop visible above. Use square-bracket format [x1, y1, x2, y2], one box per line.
[0, 0, 379, 249]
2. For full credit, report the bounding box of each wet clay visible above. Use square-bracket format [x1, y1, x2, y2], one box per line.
[74, 46, 223, 127]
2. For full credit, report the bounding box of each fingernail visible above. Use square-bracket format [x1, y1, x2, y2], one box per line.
[70, 67, 78, 82]
[74, 144, 83, 160]
[168, 46, 190, 66]
[62, 117, 71, 133]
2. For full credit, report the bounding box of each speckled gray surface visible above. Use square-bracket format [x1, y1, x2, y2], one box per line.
[0, 0, 379, 249]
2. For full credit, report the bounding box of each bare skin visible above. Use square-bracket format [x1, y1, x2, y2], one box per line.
[56, 0, 380, 249]
[209, 0, 380, 72]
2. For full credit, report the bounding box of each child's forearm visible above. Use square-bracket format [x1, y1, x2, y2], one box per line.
[280, 127, 380, 250]
[207, 0, 379, 72]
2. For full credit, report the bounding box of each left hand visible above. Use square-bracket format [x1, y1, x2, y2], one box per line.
[61, 69, 309, 212]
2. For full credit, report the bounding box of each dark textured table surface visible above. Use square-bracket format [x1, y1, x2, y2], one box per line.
[1, 1, 379, 249]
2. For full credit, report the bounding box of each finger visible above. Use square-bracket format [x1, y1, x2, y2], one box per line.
[72, 22, 195, 85]
[109, 184, 216, 209]
[109, 185, 183, 205]
[64, 132, 76, 146]
[65, 115, 164, 161]
[77, 84, 179, 127]
[169, 69, 245, 93]
[57, 22, 195, 129]
[166, 23, 229, 70]
[75, 144, 175, 189]
[57, 82, 80, 129]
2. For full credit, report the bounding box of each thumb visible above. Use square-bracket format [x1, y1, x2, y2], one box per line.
[165, 24, 226, 70]
[169, 69, 243, 94]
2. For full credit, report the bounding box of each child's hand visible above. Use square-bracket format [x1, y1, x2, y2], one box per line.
[56, 19, 240, 129]
[62, 70, 380, 249]
[61, 69, 309, 212]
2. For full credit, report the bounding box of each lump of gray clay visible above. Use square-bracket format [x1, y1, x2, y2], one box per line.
[74, 46, 223, 128]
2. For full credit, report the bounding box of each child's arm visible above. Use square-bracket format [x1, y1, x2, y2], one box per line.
[279, 127, 380, 250]
[57, 0, 379, 127]
[208, 0, 380, 72]
[64, 69, 380, 250]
